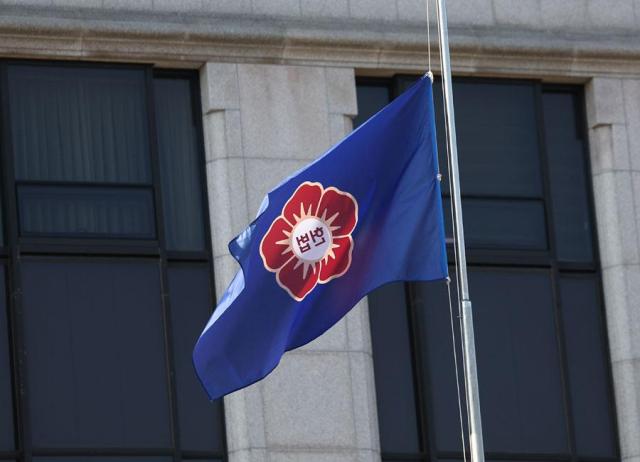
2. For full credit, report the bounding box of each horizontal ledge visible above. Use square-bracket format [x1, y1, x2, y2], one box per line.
[1, 7, 640, 65]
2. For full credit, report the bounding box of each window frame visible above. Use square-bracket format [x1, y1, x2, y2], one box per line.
[0, 60, 226, 462]
[359, 75, 620, 462]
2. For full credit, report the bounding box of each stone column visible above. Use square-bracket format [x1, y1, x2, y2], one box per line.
[200, 62, 381, 462]
[586, 77, 640, 462]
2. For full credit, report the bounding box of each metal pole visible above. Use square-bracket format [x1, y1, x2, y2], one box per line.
[434, 2, 485, 462]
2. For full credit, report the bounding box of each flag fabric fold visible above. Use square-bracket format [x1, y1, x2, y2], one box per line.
[194, 74, 448, 400]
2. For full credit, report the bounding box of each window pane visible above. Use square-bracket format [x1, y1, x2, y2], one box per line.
[0, 188, 4, 246]
[439, 459, 554, 462]
[374, 78, 548, 251]
[543, 91, 594, 263]
[432, 81, 543, 199]
[36, 458, 172, 462]
[22, 260, 171, 447]
[416, 269, 568, 454]
[466, 270, 567, 454]
[443, 198, 547, 250]
[0, 265, 14, 450]
[18, 185, 155, 239]
[412, 278, 468, 454]
[368, 283, 421, 454]
[183, 460, 223, 462]
[451, 81, 542, 198]
[560, 276, 616, 457]
[383, 460, 420, 462]
[387, 78, 543, 200]
[354, 85, 391, 128]
[8, 65, 151, 184]
[394, 75, 420, 95]
[168, 265, 224, 452]
[154, 78, 206, 251]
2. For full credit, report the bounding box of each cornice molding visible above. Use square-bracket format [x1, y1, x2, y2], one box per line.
[0, 5, 639, 79]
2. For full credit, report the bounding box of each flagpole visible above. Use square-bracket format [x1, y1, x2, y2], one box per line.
[434, 2, 486, 462]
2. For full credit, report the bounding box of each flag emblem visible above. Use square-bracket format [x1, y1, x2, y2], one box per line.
[260, 181, 358, 301]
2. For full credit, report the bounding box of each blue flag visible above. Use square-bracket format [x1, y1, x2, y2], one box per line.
[194, 74, 448, 400]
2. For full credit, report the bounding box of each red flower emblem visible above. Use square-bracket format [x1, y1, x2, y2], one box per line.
[260, 182, 358, 301]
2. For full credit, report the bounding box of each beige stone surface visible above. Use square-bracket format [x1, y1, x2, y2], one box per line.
[588, 77, 640, 462]
[237, 65, 330, 160]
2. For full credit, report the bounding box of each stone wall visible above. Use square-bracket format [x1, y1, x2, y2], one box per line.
[587, 78, 640, 462]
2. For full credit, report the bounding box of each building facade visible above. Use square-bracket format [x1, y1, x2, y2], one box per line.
[0, 1, 638, 462]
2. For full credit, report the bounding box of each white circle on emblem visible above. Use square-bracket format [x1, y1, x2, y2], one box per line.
[291, 217, 332, 262]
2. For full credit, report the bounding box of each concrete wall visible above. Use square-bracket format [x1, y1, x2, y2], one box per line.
[1, 1, 639, 462]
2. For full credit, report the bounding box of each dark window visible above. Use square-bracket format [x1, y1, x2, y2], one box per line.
[35, 459, 173, 462]
[417, 270, 567, 454]
[368, 284, 421, 454]
[22, 261, 171, 448]
[0, 266, 13, 451]
[154, 78, 207, 252]
[8, 65, 155, 240]
[361, 77, 618, 462]
[0, 63, 225, 462]
[17, 184, 156, 238]
[444, 82, 543, 199]
[168, 265, 225, 453]
[559, 275, 617, 457]
[442, 197, 547, 250]
[8, 67, 151, 184]
[543, 92, 594, 263]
